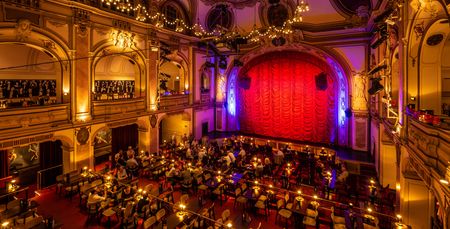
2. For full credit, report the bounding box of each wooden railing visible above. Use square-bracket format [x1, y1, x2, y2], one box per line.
[406, 117, 450, 175]
[3, 0, 39, 8]
[159, 94, 189, 110]
[0, 104, 70, 131]
[92, 98, 145, 119]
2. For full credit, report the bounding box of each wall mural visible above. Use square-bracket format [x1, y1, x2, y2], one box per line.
[94, 128, 112, 147]
[0, 80, 57, 109]
[9, 143, 39, 171]
[93, 80, 135, 100]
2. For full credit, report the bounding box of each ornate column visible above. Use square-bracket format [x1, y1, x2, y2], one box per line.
[72, 9, 91, 122]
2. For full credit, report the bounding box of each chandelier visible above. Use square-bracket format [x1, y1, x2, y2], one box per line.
[293, 0, 310, 23]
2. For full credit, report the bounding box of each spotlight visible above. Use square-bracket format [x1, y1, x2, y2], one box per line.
[368, 64, 387, 75]
[371, 35, 387, 49]
[368, 78, 384, 95]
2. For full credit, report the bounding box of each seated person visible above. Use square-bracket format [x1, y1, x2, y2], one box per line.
[135, 194, 150, 215]
[117, 166, 128, 181]
[88, 188, 106, 205]
[122, 185, 134, 200]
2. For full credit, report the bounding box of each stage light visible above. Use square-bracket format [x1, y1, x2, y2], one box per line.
[371, 35, 387, 49]
[368, 64, 387, 75]
[368, 78, 384, 95]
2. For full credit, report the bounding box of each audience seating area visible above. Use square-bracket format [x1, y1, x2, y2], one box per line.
[0, 136, 398, 228]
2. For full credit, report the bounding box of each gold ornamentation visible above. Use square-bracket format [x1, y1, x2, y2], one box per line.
[16, 19, 32, 42]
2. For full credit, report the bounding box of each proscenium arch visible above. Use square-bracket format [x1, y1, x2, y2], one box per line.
[227, 44, 351, 146]
[91, 42, 147, 100]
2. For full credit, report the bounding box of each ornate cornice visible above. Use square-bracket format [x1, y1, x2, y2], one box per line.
[200, 0, 258, 9]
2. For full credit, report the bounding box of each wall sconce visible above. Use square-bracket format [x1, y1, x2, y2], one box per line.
[414, 22, 424, 39]
[151, 46, 159, 52]
[63, 89, 69, 96]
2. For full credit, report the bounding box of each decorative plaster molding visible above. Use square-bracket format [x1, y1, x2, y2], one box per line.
[201, 0, 258, 9]
[16, 19, 32, 42]
[0, 134, 54, 150]
[47, 19, 67, 28]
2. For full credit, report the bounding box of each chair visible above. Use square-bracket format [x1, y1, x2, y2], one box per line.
[143, 216, 156, 229]
[55, 174, 65, 195]
[156, 208, 166, 221]
[212, 184, 225, 205]
[331, 206, 346, 227]
[254, 198, 269, 221]
[87, 202, 100, 224]
[234, 188, 247, 209]
[121, 202, 137, 229]
[284, 192, 293, 210]
[276, 199, 292, 227]
[303, 208, 319, 227]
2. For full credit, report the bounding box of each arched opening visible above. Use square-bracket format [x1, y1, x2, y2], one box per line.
[0, 43, 63, 109]
[111, 124, 139, 164]
[93, 54, 142, 101]
[159, 113, 191, 146]
[235, 51, 337, 144]
[159, 52, 188, 96]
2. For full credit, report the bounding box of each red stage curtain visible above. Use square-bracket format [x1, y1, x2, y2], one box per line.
[237, 52, 336, 143]
[111, 124, 138, 155]
[0, 150, 8, 179]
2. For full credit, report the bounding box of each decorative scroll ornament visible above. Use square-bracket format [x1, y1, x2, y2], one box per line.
[110, 30, 135, 49]
[76, 127, 90, 145]
[16, 19, 32, 42]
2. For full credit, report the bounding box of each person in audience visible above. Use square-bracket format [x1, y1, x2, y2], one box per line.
[238, 147, 246, 159]
[227, 150, 236, 165]
[122, 185, 134, 199]
[126, 146, 135, 159]
[186, 147, 193, 160]
[117, 166, 128, 181]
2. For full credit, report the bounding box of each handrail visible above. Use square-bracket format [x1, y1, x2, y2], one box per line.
[37, 164, 63, 190]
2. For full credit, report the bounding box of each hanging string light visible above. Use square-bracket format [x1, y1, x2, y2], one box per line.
[95, 0, 311, 44]
[293, 0, 310, 23]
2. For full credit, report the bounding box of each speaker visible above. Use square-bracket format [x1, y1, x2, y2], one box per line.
[345, 108, 352, 118]
[368, 78, 384, 95]
[315, 72, 328, 90]
[239, 76, 251, 90]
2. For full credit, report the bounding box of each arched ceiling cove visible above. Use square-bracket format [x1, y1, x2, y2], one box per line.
[0, 44, 56, 73]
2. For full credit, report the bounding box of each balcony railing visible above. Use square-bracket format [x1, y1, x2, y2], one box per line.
[0, 104, 69, 131]
[3, 0, 39, 8]
[71, 0, 135, 18]
[159, 94, 189, 110]
[92, 98, 145, 119]
[407, 116, 450, 176]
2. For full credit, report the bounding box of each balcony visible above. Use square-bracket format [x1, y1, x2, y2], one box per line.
[92, 98, 145, 119]
[407, 116, 450, 176]
[0, 104, 70, 131]
[159, 94, 189, 110]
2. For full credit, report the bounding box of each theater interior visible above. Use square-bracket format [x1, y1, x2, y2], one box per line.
[0, 0, 450, 228]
